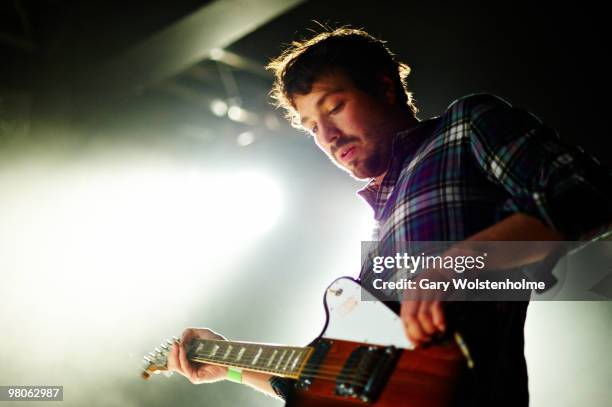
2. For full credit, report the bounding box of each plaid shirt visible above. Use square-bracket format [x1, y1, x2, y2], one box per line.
[360, 93, 610, 247]
[358, 93, 611, 286]
[355, 93, 611, 405]
[270, 93, 611, 404]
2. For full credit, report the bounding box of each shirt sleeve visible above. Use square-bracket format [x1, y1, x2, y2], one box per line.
[465, 93, 612, 240]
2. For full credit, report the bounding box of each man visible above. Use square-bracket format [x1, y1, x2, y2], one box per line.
[167, 28, 611, 405]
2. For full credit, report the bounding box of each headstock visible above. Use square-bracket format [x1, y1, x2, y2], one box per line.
[141, 337, 179, 380]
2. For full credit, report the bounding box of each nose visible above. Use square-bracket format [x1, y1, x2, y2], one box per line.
[318, 118, 342, 146]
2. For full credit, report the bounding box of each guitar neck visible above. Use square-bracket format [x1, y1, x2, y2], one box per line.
[187, 339, 313, 379]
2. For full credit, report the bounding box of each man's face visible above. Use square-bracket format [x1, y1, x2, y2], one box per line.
[293, 71, 397, 180]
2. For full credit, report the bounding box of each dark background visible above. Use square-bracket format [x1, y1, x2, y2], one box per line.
[1, 0, 610, 164]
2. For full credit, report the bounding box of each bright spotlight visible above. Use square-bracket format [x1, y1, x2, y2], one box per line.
[226, 171, 283, 234]
[237, 131, 255, 146]
[227, 105, 258, 125]
[0, 159, 284, 335]
[210, 48, 225, 61]
[210, 99, 228, 117]
[227, 105, 245, 122]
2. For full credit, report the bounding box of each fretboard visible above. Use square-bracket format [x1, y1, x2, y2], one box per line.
[187, 339, 313, 379]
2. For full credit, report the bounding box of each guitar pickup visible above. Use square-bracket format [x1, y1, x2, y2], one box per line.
[335, 345, 400, 403]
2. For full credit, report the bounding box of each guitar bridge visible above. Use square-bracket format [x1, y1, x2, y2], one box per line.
[335, 345, 400, 403]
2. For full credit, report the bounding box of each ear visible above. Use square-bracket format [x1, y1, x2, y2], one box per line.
[377, 73, 397, 105]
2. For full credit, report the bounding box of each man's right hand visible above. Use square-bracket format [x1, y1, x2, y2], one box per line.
[167, 327, 228, 384]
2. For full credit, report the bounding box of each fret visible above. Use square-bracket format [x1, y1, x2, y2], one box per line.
[291, 350, 302, 371]
[223, 345, 233, 360]
[236, 347, 246, 362]
[209, 344, 220, 357]
[252, 347, 263, 365]
[283, 350, 295, 370]
[267, 349, 278, 367]
[196, 342, 205, 354]
[275, 349, 287, 370]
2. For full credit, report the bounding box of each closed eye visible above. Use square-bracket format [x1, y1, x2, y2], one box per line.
[329, 102, 344, 115]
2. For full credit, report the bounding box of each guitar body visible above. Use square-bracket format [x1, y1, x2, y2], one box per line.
[286, 277, 468, 406]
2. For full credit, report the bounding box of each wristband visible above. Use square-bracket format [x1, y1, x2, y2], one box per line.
[227, 367, 242, 383]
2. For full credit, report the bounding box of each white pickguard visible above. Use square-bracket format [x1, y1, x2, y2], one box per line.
[321, 277, 414, 350]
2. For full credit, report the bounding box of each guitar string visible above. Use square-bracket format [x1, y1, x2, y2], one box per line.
[155, 338, 456, 383]
[189, 354, 378, 378]
[149, 340, 463, 384]
[191, 355, 382, 376]
[150, 353, 372, 383]
[164, 348, 393, 384]
[186, 349, 419, 384]
[188, 347, 389, 375]
[152, 347, 460, 385]
[171, 359, 369, 385]
[189, 359, 374, 385]
[180, 341, 408, 380]
[153, 345, 459, 384]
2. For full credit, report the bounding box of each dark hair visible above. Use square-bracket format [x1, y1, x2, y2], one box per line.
[267, 27, 418, 128]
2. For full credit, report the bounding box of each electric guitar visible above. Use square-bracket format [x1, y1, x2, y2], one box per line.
[142, 277, 471, 406]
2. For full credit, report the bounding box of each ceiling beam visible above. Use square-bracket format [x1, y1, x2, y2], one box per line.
[74, 0, 304, 119]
